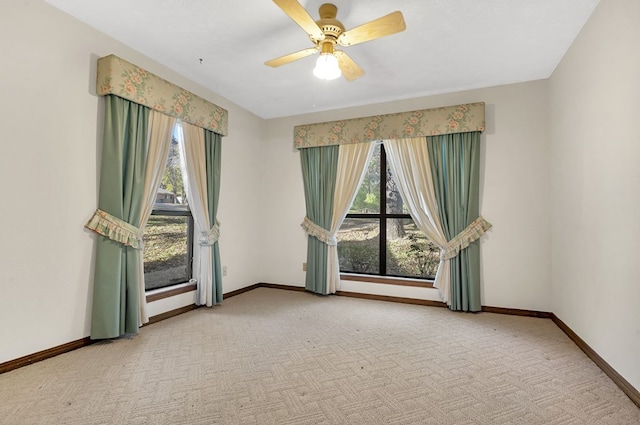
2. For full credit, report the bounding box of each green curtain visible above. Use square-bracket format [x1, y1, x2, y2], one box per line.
[428, 132, 482, 312]
[91, 95, 149, 338]
[204, 129, 223, 305]
[300, 146, 339, 294]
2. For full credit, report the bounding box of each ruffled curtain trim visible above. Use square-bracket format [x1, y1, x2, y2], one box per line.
[301, 216, 337, 246]
[199, 220, 221, 246]
[84, 209, 143, 249]
[441, 216, 492, 261]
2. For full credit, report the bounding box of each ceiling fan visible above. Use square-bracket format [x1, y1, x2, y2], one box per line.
[265, 0, 406, 81]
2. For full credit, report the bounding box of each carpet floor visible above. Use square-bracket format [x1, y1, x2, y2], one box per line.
[1, 287, 638, 424]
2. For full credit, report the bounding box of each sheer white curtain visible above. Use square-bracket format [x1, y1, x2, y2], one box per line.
[383, 137, 452, 304]
[136, 111, 176, 324]
[326, 142, 376, 293]
[179, 122, 215, 306]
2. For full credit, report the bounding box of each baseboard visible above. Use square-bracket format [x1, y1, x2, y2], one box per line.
[0, 337, 94, 375]
[145, 304, 200, 325]
[224, 283, 262, 299]
[551, 314, 640, 408]
[259, 283, 639, 406]
[259, 282, 306, 292]
[0, 283, 260, 374]
[256, 285, 552, 318]
[481, 305, 552, 318]
[1, 304, 200, 374]
[4, 282, 638, 408]
[335, 290, 447, 308]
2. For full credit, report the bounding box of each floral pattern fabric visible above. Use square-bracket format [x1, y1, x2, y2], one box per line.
[85, 209, 143, 249]
[294, 103, 484, 149]
[441, 216, 492, 261]
[301, 216, 337, 246]
[97, 55, 228, 136]
[199, 220, 221, 246]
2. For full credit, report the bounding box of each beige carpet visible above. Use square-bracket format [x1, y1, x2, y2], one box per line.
[1, 288, 638, 424]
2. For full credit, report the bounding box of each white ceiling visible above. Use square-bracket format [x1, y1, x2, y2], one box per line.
[44, 0, 599, 119]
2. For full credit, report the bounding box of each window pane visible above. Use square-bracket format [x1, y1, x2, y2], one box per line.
[349, 144, 380, 213]
[337, 218, 380, 274]
[160, 136, 186, 206]
[385, 162, 408, 214]
[143, 215, 190, 290]
[386, 218, 440, 279]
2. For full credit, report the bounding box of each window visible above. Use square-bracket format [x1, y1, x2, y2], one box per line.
[337, 143, 440, 279]
[143, 133, 194, 291]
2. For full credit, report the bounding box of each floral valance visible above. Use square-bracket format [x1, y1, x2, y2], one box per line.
[294, 102, 484, 149]
[97, 54, 228, 136]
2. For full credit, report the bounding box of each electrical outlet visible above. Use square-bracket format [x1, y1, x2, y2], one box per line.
[302, 262, 307, 271]
[222, 266, 227, 276]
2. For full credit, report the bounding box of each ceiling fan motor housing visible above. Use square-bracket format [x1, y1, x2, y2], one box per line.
[311, 3, 344, 48]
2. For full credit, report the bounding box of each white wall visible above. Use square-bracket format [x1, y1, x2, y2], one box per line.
[0, 0, 264, 364]
[549, 0, 640, 390]
[262, 80, 552, 312]
[8, 1, 636, 397]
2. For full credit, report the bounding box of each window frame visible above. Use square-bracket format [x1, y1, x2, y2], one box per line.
[340, 143, 434, 280]
[144, 203, 195, 292]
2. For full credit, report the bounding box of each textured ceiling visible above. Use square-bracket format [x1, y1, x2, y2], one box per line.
[44, 0, 599, 119]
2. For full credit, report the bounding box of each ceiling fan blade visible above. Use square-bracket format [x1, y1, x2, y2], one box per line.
[265, 47, 319, 67]
[338, 11, 406, 46]
[273, 0, 325, 41]
[334, 50, 365, 81]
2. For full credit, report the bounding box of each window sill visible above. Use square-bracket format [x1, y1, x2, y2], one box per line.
[340, 273, 434, 289]
[146, 281, 197, 303]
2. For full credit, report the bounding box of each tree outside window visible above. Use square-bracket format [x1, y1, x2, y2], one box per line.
[143, 135, 194, 291]
[337, 143, 440, 279]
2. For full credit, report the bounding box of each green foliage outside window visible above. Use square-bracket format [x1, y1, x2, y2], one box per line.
[338, 144, 439, 279]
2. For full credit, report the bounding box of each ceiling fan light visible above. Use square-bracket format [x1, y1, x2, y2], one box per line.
[313, 53, 341, 80]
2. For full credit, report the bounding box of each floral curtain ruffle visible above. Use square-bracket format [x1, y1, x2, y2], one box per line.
[301, 216, 337, 246]
[199, 220, 221, 246]
[85, 209, 143, 249]
[440, 216, 492, 261]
